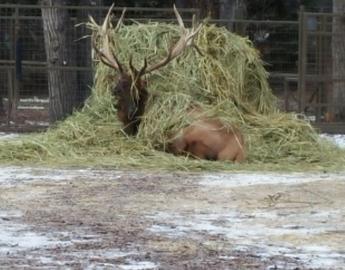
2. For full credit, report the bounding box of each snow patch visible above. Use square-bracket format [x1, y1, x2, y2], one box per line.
[200, 172, 344, 188]
[0, 166, 131, 186]
[0, 208, 147, 268]
[0, 132, 20, 140]
[148, 210, 345, 269]
[24, 120, 49, 126]
[18, 105, 45, 110]
[320, 133, 345, 149]
[118, 260, 158, 270]
[0, 210, 60, 254]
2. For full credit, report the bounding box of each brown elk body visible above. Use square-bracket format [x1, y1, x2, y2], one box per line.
[93, 5, 246, 162]
[169, 110, 245, 162]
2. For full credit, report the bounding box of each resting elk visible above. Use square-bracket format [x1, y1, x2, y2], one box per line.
[92, 5, 246, 162]
[168, 108, 245, 162]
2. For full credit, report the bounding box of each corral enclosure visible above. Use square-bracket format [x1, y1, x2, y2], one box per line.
[0, 4, 345, 132]
[0, 5, 344, 172]
[1, 60, 345, 268]
[0, 4, 345, 269]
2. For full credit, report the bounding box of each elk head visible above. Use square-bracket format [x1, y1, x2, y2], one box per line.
[92, 5, 202, 136]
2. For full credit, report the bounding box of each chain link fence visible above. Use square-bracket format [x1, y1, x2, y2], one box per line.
[0, 4, 344, 132]
[0, 4, 200, 131]
[297, 11, 345, 132]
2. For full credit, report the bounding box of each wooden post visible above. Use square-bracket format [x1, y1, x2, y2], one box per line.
[332, 0, 345, 120]
[6, 69, 13, 126]
[41, 0, 77, 123]
[297, 6, 307, 114]
[12, 6, 20, 124]
[7, 7, 17, 126]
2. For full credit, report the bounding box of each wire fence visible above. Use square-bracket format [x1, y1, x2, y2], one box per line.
[0, 4, 344, 132]
[296, 11, 345, 132]
[0, 4, 200, 130]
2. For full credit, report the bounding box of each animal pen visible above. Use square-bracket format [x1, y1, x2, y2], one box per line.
[2, 5, 345, 269]
[0, 4, 344, 133]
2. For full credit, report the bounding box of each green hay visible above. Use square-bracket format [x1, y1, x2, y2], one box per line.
[0, 20, 344, 172]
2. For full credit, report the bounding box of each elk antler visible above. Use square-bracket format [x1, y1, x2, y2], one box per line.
[92, 4, 126, 74]
[129, 55, 148, 78]
[141, 4, 203, 75]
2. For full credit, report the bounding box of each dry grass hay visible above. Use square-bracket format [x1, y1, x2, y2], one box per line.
[0, 18, 344, 171]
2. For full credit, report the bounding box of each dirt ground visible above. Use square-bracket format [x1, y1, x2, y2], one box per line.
[0, 167, 345, 269]
[0, 108, 48, 133]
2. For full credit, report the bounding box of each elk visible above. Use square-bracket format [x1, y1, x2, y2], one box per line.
[168, 108, 246, 162]
[92, 4, 202, 135]
[92, 5, 246, 162]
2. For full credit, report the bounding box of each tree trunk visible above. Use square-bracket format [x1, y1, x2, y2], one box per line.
[332, 0, 345, 119]
[75, 0, 103, 108]
[41, 0, 77, 123]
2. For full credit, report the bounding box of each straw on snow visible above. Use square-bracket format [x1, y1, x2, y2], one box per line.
[0, 19, 344, 171]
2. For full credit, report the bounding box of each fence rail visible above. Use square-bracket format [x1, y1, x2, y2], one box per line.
[297, 11, 345, 128]
[0, 4, 344, 132]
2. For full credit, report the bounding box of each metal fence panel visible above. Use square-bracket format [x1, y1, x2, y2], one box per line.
[299, 12, 345, 131]
[0, 4, 199, 130]
[0, 4, 344, 132]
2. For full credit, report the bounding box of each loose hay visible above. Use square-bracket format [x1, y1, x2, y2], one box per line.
[0, 20, 344, 171]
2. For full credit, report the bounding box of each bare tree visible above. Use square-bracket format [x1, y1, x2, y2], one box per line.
[41, 0, 77, 123]
[332, 0, 345, 119]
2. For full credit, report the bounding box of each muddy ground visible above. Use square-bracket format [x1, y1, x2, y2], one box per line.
[0, 167, 345, 269]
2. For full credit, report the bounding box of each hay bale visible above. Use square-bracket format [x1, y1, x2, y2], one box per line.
[0, 20, 344, 171]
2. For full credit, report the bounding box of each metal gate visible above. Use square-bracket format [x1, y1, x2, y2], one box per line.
[1, 4, 345, 133]
[297, 9, 345, 133]
[0, 4, 198, 131]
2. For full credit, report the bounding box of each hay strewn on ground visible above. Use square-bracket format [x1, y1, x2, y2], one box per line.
[0, 20, 344, 171]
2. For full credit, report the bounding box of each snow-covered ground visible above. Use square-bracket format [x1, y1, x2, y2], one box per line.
[0, 166, 344, 269]
[320, 134, 345, 149]
[0, 132, 345, 268]
[0, 132, 20, 140]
